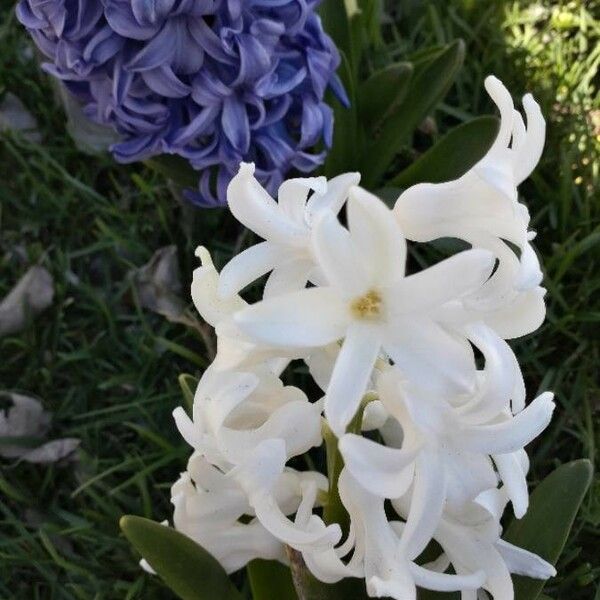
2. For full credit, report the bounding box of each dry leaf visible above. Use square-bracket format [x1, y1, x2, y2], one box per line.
[0, 393, 51, 458]
[0, 392, 80, 464]
[0, 266, 55, 337]
[22, 438, 80, 464]
[130, 246, 187, 321]
[130, 246, 216, 358]
[0, 92, 42, 143]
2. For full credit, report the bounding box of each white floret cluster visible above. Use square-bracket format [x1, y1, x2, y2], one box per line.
[169, 76, 556, 599]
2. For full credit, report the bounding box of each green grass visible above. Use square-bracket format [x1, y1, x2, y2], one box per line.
[0, 1, 598, 598]
[0, 7, 228, 598]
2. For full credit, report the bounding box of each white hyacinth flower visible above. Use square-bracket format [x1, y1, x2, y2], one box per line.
[221, 163, 360, 298]
[163, 76, 557, 600]
[171, 452, 285, 572]
[234, 186, 495, 435]
[173, 366, 322, 465]
[394, 76, 546, 339]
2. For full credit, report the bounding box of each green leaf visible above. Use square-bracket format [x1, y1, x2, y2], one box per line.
[247, 559, 297, 600]
[319, 0, 380, 78]
[358, 0, 383, 47]
[389, 116, 500, 188]
[178, 373, 198, 413]
[361, 39, 465, 188]
[358, 62, 413, 131]
[120, 515, 242, 600]
[319, 0, 361, 77]
[504, 460, 593, 600]
[324, 53, 358, 178]
[373, 186, 403, 208]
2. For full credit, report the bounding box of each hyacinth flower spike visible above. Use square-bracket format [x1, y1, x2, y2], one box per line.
[17, 0, 348, 204]
[130, 76, 561, 600]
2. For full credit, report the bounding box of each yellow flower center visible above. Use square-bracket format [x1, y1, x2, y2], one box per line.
[350, 289, 383, 320]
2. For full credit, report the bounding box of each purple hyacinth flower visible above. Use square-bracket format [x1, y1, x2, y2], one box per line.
[16, 0, 348, 206]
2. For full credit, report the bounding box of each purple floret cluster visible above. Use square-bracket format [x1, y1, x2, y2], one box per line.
[17, 0, 346, 205]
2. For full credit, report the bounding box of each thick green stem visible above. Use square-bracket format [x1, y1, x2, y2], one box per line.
[322, 392, 377, 531]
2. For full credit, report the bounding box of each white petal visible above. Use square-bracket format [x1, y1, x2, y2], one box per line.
[199, 369, 259, 433]
[277, 176, 326, 224]
[458, 324, 516, 423]
[325, 322, 382, 436]
[229, 438, 287, 495]
[252, 491, 340, 549]
[233, 444, 340, 549]
[191, 247, 246, 326]
[140, 558, 156, 574]
[186, 453, 237, 492]
[173, 406, 204, 449]
[312, 211, 370, 297]
[338, 470, 417, 600]
[517, 243, 543, 290]
[384, 318, 476, 397]
[339, 433, 418, 498]
[368, 575, 417, 600]
[484, 286, 546, 339]
[484, 75, 515, 154]
[400, 447, 446, 560]
[393, 176, 517, 244]
[493, 452, 529, 518]
[306, 172, 360, 222]
[264, 259, 312, 298]
[302, 543, 362, 584]
[227, 163, 305, 244]
[347, 186, 407, 285]
[436, 520, 515, 600]
[234, 286, 349, 347]
[305, 343, 340, 392]
[409, 563, 486, 592]
[455, 392, 555, 455]
[387, 249, 495, 315]
[495, 539, 556, 579]
[511, 109, 527, 151]
[514, 93, 545, 184]
[510, 349, 527, 414]
[473, 487, 509, 523]
[443, 452, 498, 513]
[362, 400, 389, 431]
[218, 242, 282, 298]
[219, 401, 322, 462]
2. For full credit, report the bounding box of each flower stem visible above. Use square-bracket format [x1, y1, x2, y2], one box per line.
[322, 393, 377, 531]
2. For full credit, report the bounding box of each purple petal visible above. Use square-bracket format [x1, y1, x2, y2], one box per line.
[221, 96, 250, 153]
[126, 22, 176, 71]
[300, 98, 324, 147]
[171, 105, 219, 145]
[141, 65, 191, 98]
[131, 0, 177, 26]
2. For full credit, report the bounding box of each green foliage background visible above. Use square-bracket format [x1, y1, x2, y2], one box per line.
[0, 0, 598, 598]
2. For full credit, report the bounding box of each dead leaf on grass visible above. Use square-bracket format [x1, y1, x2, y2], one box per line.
[0, 393, 80, 464]
[0, 266, 55, 337]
